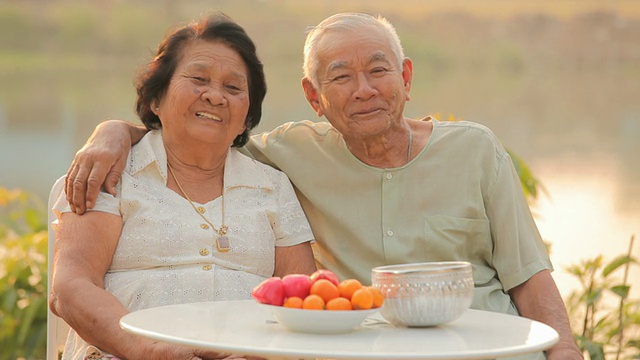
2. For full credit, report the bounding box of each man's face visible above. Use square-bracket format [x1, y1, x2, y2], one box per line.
[303, 25, 412, 141]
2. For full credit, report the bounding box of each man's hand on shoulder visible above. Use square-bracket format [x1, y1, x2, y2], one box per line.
[65, 120, 145, 214]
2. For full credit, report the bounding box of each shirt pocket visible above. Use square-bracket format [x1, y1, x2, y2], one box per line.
[423, 215, 491, 263]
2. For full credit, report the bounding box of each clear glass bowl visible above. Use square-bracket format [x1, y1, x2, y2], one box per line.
[372, 261, 474, 327]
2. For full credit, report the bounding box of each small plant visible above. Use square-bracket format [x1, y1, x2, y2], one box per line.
[0, 187, 48, 360]
[564, 235, 640, 360]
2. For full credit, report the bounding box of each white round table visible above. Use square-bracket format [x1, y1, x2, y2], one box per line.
[120, 299, 558, 359]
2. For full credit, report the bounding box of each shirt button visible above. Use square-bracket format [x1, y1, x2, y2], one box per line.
[385, 173, 393, 180]
[387, 229, 394, 236]
[202, 264, 212, 271]
[197, 206, 206, 214]
[199, 248, 210, 256]
[200, 224, 210, 230]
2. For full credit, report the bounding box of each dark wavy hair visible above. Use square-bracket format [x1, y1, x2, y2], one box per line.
[135, 12, 267, 147]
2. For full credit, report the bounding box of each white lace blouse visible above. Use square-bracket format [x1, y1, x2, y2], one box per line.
[52, 130, 314, 359]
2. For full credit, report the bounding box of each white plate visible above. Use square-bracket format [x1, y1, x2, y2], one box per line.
[260, 304, 378, 334]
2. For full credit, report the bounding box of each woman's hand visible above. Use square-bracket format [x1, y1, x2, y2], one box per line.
[65, 120, 146, 214]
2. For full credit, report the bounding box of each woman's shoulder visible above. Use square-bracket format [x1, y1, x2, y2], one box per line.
[227, 148, 292, 188]
[126, 130, 164, 176]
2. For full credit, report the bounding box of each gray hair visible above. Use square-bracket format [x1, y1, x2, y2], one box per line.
[303, 13, 405, 89]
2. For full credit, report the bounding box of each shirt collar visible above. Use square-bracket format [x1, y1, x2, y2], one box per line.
[128, 130, 274, 191]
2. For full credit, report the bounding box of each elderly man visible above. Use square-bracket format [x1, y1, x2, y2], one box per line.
[65, 13, 582, 359]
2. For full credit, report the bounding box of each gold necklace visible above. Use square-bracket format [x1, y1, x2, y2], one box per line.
[167, 163, 230, 252]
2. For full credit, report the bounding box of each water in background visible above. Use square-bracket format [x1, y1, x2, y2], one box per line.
[1, 1, 639, 297]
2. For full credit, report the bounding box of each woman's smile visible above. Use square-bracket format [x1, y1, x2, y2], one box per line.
[195, 111, 222, 122]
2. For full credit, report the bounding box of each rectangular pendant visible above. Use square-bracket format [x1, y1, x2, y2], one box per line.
[216, 236, 230, 252]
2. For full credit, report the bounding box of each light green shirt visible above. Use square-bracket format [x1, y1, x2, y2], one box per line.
[245, 119, 552, 318]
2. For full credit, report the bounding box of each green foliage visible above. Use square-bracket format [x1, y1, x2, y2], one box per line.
[0, 188, 48, 360]
[564, 237, 640, 360]
[507, 149, 545, 202]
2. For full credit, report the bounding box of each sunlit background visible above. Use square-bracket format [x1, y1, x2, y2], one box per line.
[1, 0, 639, 300]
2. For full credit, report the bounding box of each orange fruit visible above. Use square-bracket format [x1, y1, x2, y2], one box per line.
[302, 294, 325, 310]
[309, 279, 340, 303]
[283, 296, 303, 309]
[366, 286, 384, 308]
[326, 297, 353, 311]
[351, 288, 374, 310]
[337, 279, 362, 300]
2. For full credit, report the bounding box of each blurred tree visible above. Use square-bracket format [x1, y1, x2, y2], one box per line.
[0, 188, 48, 360]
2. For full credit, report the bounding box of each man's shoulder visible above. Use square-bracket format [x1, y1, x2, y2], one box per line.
[266, 120, 337, 140]
[244, 120, 340, 168]
[436, 119, 495, 136]
[433, 119, 510, 166]
[435, 120, 503, 148]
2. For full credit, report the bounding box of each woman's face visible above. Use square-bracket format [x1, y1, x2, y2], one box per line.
[155, 39, 250, 148]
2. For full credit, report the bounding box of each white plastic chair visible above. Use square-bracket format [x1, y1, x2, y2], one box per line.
[47, 176, 70, 360]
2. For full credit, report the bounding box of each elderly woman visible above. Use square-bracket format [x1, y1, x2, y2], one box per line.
[49, 13, 316, 360]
